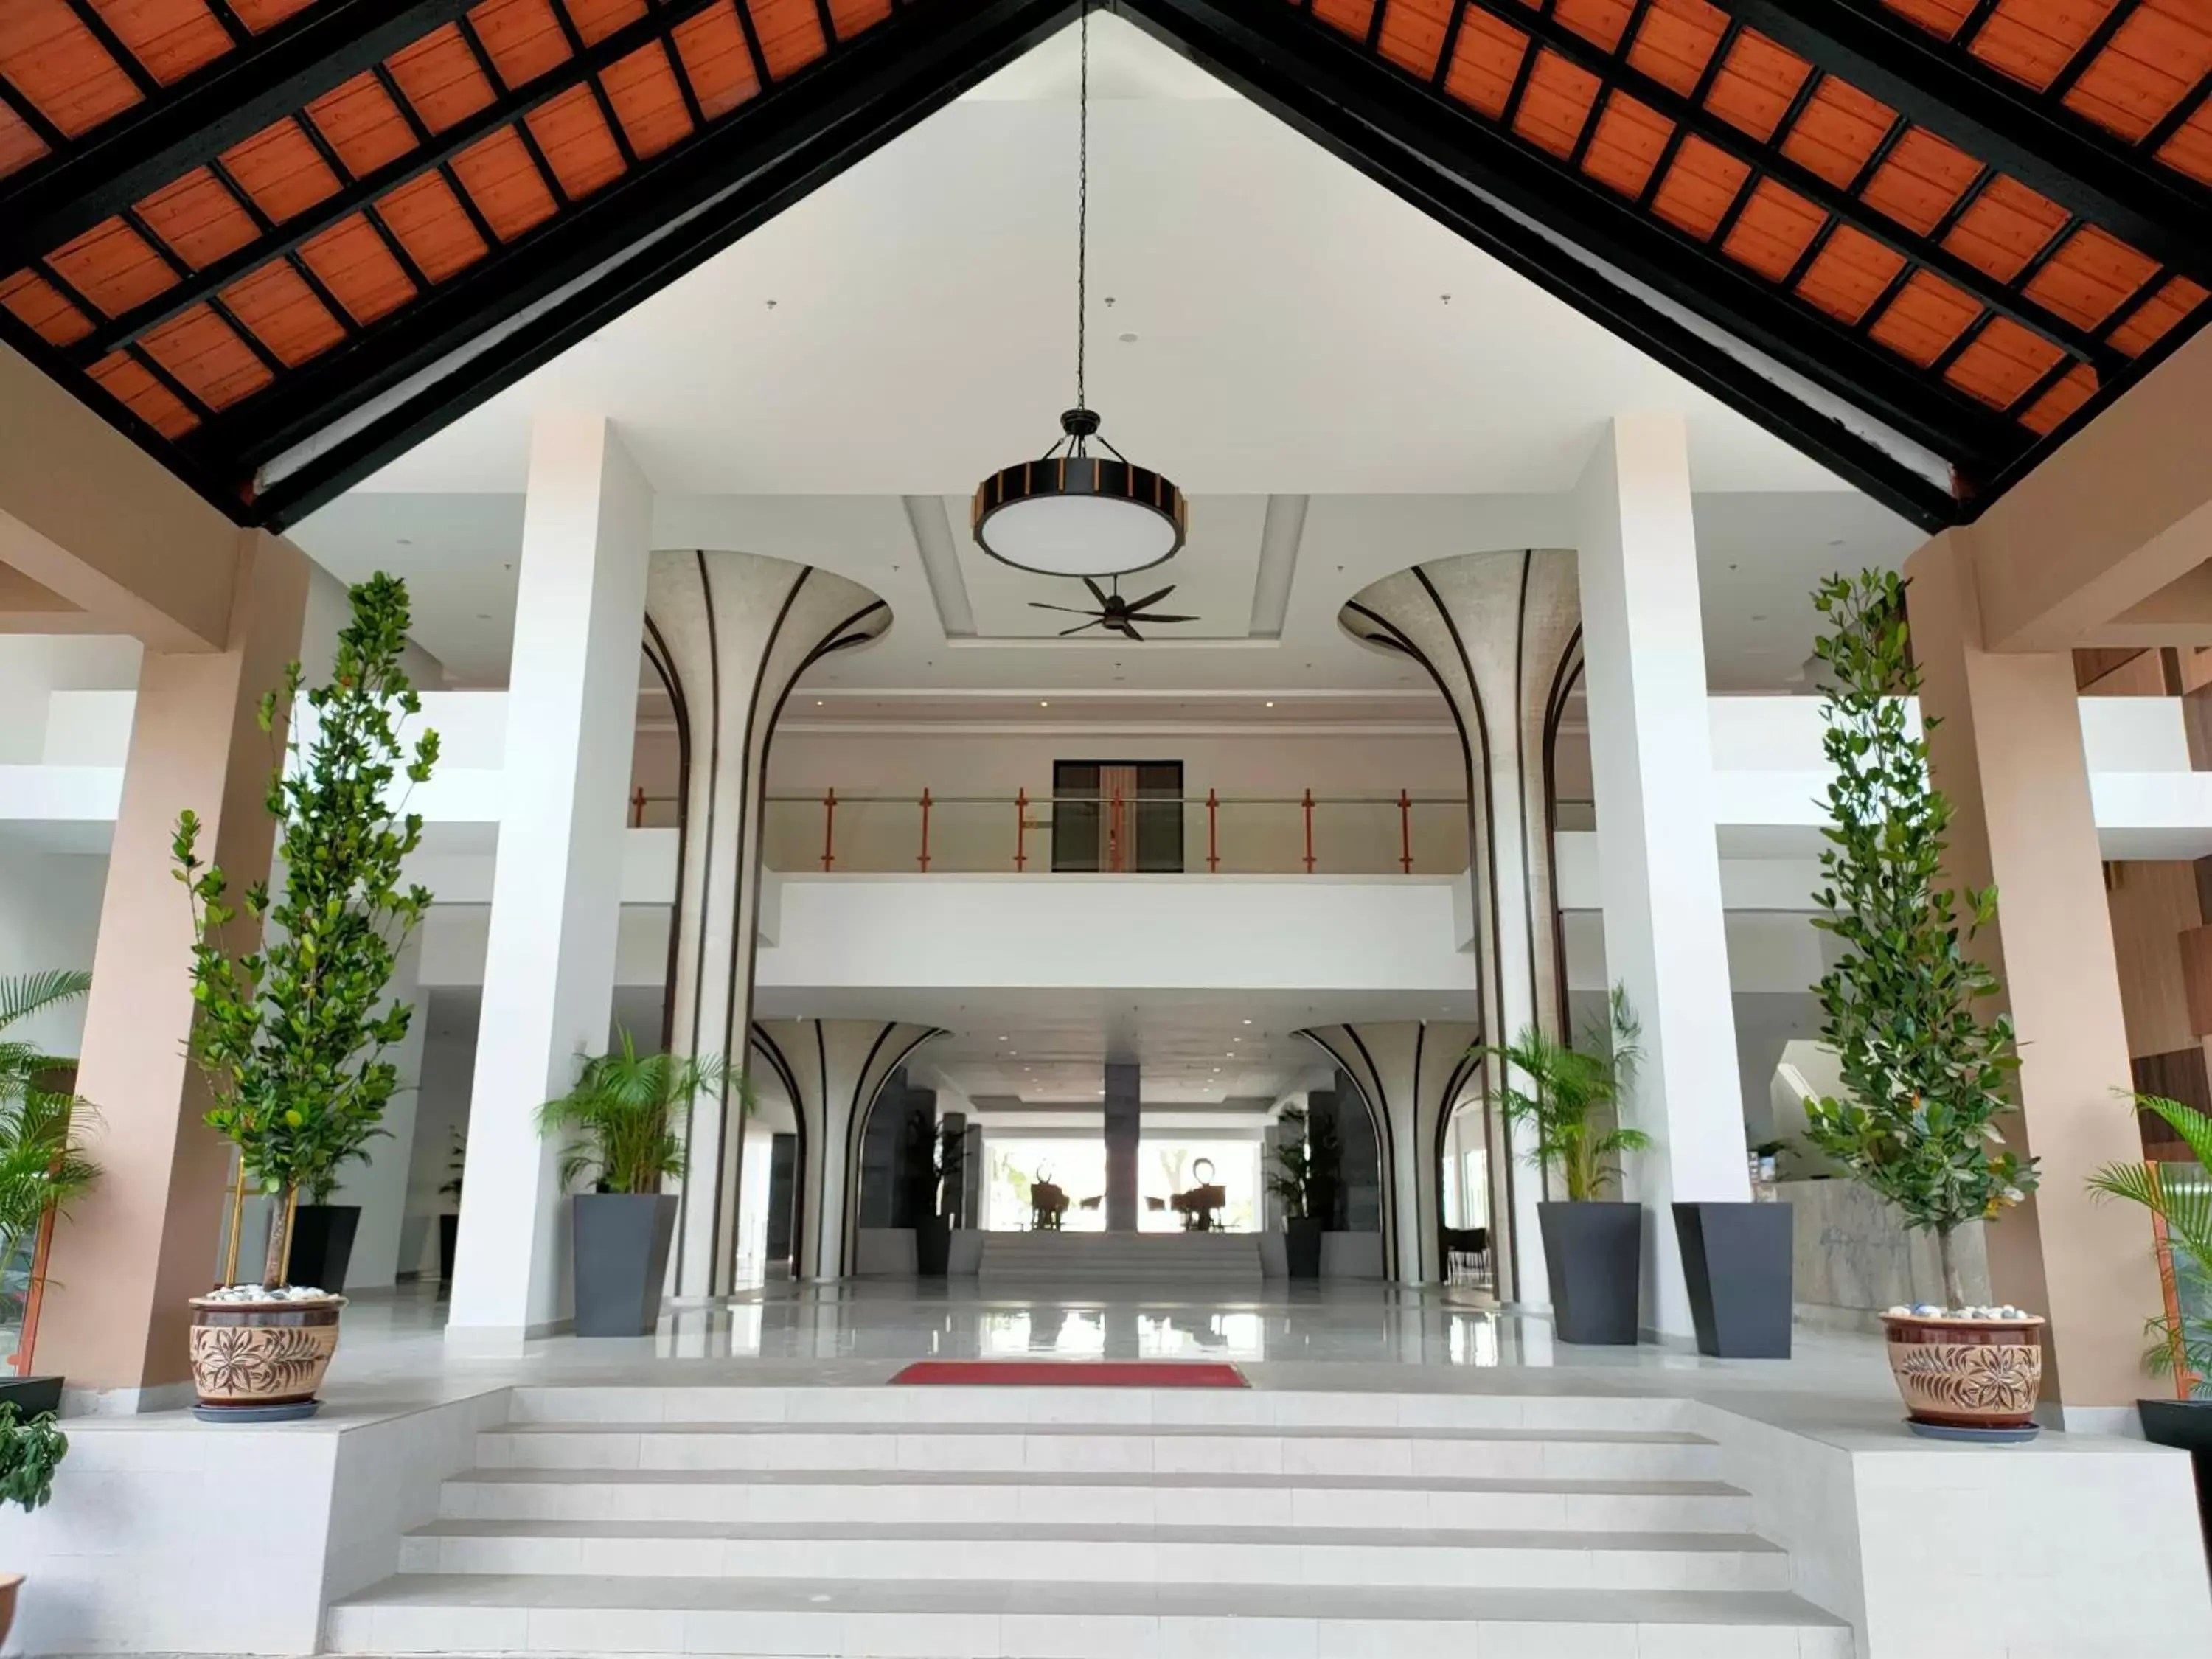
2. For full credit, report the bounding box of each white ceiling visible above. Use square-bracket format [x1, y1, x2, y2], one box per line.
[336, 14, 1849, 501]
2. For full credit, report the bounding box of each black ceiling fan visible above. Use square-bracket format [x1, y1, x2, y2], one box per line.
[1029, 577, 1200, 641]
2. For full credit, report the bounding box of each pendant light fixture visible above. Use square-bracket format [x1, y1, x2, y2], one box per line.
[973, 2, 1185, 578]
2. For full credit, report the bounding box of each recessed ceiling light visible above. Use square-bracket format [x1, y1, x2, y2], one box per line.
[1264, 700, 1275, 708]
[1040, 700, 1050, 708]
[815, 699, 824, 706]
[1242, 1019, 1252, 1025]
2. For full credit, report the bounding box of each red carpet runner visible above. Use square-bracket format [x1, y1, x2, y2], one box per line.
[888, 1360, 1248, 1388]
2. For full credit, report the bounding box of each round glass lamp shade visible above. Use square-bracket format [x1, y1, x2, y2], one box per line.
[973, 453, 1186, 578]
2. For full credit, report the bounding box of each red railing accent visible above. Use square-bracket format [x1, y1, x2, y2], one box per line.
[1398, 788, 1413, 874]
[1206, 788, 1220, 873]
[1301, 789, 1315, 874]
[821, 787, 838, 872]
[1108, 787, 1125, 873]
[1015, 787, 1029, 872]
[630, 785, 647, 827]
[918, 787, 933, 872]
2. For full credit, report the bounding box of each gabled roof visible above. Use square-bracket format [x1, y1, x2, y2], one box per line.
[1, 0, 2205, 532]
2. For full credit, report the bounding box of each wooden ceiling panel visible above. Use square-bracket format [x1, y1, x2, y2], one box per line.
[0, 269, 91, 345]
[1967, 0, 2121, 93]
[1868, 267, 1979, 364]
[91, 1, 234, 86]
[1553, 0, 1639, 56]
[2023, 220, 2160, 332]
[1377, 0, 1453, 79]
[219, 259, 346, 365]
[1859, 125, 1980, 235]
[296, 215, 417, 325]
[1778, 75, 1895, 188]
[1650, 133, 1751, 236]
[1939, 173, 2066, 283]
[526, 80, 627, 198]
[386, 26, 499, 133]
[305, 74, 419, 178]
[566, 0, 650, 46]
[602, 40, 695, 159]
[136, 167, 261, 268]
[1722, 177, 1824, 279]
[831, 0, 896, 36]
[1311, 0, 1376, 41]
[2160, 102, 2212, 185]
[140, 305, 274, 407]
[0, 106, 55, 179]
[2060, 1, 2212, 142]
[2019, 361, 2097, 433]
[1943, 313, 2065, 408]
[2105, 273, 2209, 353]
[46, 218, 175, 316]
[1, 0, 147, 136]
[750, 0, 831, 78]
[1795, 223, 1909, 324]
[448, 125, 560, 238]
[375, 170, 490, 279]
[1444, 10, 1529, 117]
[669, 1, 762, 118]
[1704, 31, 1812, 143]
[1628, 0, 1726, 98]
[473, 0, 575, 87]
[1512, 49, 1604, 159]
[225, 0, 319, 28]
[1581, 88, 1672, 196]
[219, 118, 342, 222]
[1882, 0, 1975, 34]
[88, 348, 198, 435]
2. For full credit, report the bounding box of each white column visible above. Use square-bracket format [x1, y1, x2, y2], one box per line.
[448, 414, 650, 1336]
[1573, 413, 1750, 1340]
[327, 936, 426, 1288]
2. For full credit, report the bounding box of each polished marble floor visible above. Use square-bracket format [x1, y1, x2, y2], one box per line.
[312, 1276, 1919, 1440]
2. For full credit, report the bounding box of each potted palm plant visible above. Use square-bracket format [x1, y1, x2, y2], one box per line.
[1482, 990, 1648, 1344]
[1267, 1104, 1340, 1279]
[2088, 1093, 2211, 1544]
[175, 573, 437, 1420]
[0, 1399, 67, 1643]
[539, 1029, 734, 1336]
[437, 1128, 465, 1287]
[1802, 569, 2041, 1440]
[0, 971, 99, 1413]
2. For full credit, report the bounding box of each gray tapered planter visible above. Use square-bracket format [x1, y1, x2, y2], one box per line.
[1674, 1201, 1795, 1359]
[1538, 1201, 1642, 1346]
[571, 1193, 677, 1338]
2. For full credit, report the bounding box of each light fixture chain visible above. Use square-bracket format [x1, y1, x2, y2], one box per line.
[1076, 0, 1088, 417]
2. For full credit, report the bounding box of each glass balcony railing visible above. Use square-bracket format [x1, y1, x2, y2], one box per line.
[625, 790, 1475, 875]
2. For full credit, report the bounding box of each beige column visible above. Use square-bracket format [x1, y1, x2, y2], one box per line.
[1906, 529, 2164, 1424]
[34, 533, 307, 1409]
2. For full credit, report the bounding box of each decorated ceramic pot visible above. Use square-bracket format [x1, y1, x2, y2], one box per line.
[187, 1293, 345, 1420]
[1880, 1310, 2045, 1433]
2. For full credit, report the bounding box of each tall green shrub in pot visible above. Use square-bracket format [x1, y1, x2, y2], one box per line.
[1804, 569, 2045, 1436]
[173, 574, 435, 1417]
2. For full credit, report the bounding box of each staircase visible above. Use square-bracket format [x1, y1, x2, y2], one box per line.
[324, 1384, 1852, 1657]
[978, 1228, 1265, 1284]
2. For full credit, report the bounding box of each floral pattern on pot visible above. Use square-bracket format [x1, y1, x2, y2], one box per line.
[1881, 1313, 2045, 1430]
[188, 1295, 344, 1409]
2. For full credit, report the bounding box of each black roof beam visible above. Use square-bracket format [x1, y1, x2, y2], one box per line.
[1703, 0, 2212, 286]
[209, 0, 1085, 521]
[1455, 0, 2121, 376]
[0, 1, 481, 272]
[1124, 0, 2021, 478]
[63, 0, 728, 367]
[1116, 0, 1986, 527]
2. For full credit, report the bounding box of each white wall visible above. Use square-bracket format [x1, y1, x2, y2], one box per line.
[0, 636, 140, 764]
[0, 846, 106, 1057]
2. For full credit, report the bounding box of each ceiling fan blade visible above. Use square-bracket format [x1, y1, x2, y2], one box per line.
[1118, 623, 1145, 642]
[1060, 619, 1106, 636]
[1082, 577, 1109, 608]
[1125, 585, 1175, 613]
[1029, 602, 1101, 616]
[1136, 613, 1200, 624]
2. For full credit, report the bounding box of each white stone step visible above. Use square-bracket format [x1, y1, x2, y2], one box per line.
[324, 1573, 1852, 1658]
[395, 1517, 1790, 1591]
[475, 1419, 1720, 1481]
[504, 1385, 1697, 1432]
[439, 1467, 1754, 1532]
